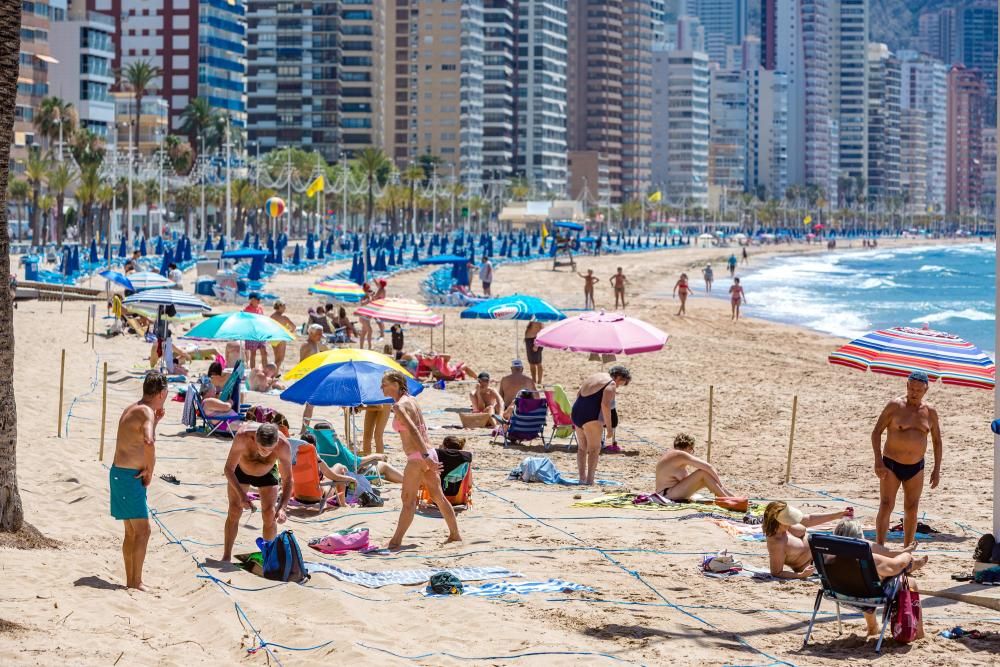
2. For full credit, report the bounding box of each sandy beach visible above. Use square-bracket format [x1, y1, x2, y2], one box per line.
[2, 238, 999, 666]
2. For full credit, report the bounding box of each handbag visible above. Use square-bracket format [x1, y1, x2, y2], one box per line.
[891, 574, 921, 643]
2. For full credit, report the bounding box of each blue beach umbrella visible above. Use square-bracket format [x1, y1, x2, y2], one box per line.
[280, 360, 423, 407]
[418, 253, 469, 265]
[293, 244, 302, 265]
[374, 249, 387, 272]
[216, 236, 226, 251]
[248, 254, 265, 281]
[88, 239, 98, 264]
[182, 311, 294, 343]
[242, 232, 251, 248]
[221, 248, 268, 260]
[155, 237, 165, 255]
[99, 270, 135, 292]
[104, 240, 111, 262]
[411, 246, 420, 263]
[204, 236, 213, 252]
[307, 234, 316, 260]
[139, 237, 147, 256]
[318, 240, 326, 260]
[159, 247, 174, 276]
[396, 247, 404, 265]
[118, 237, 127, 258]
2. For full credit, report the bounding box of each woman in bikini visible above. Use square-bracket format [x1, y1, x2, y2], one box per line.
[672, 272, 692, 316]
[381, 370, 461, 549]
[729, 277, 745, 321]
[356, 283, 374, 350]
[570, 366, 631, 485]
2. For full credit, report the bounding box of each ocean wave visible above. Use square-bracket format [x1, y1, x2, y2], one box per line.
[859, 277, 899, 289]
[917, 264, 952, 274]
[910, 308, 994, 324]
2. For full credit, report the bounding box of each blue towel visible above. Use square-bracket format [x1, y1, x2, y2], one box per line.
[425, 579, 593, 598]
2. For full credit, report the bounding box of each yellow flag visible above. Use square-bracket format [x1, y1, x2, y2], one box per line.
[803, 215, 812, 225]
[540, 223, 548, 239]
[648, 191, 662, 203]
[306, 175, 325, 198]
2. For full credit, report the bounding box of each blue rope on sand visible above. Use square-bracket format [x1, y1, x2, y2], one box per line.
[356, 642, 637, 664]
[64, 351, 103, 437]
[474, 484, 798, 667]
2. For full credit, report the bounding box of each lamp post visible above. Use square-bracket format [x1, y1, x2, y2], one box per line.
[341, 152, 349, 235]
[224, 117, 232, 241]
[199, 135, 206, 241]
[156, 128, 164, 240]
[126, 120, 133, 245]
[449, 163, 456, 233]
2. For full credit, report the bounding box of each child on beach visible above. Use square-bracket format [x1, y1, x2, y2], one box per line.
[672, 273, 692, 316]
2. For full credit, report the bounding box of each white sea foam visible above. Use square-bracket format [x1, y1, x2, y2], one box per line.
[859, 277, 898, 289]
[917, 264, 951, 274]
[911, 308, 994, 324]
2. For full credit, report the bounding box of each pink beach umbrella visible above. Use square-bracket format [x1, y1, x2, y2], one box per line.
[534, 310, 668, 355]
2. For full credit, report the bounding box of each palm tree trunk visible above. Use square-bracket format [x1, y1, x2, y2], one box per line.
[55, 193, 64, 245]
[133, 93, 142, 158]
[30, 187, 40, 246]
[0, 0, 25, 530]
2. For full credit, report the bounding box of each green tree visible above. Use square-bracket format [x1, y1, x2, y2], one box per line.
[179, 97, 218, 153]
[70, 128, 104, 168]
[354, 148, 391, 273]
[75, 163, 101, 243]
[34, 96, 76, 156]
[402, 163, 425, 235]
[24, 148, 49, 245]
[45, 162, 74, 244]
[7, 179, 28, 242]
[118, 60, 161, 157]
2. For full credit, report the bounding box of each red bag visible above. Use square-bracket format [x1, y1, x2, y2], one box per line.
[891, 575, 921, 643]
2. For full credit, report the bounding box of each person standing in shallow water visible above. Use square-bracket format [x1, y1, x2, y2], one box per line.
[110, 371, 168, 590]
[871, 371, 942, 547]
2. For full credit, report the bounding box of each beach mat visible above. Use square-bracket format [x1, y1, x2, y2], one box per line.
[305, 562, 517, 588]
[424, 579, 593, 598]
[573, 493, 764, 517]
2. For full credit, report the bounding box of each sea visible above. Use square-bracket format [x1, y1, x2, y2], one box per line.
[739, 243, 996, 351]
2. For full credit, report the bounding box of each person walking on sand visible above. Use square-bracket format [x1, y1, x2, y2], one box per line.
[609, 267, 629, 309]
[729, 277, 745, 320]
[571, 366, 631, 485]
[727, 253, 738, 276]
[269, 300, 296, 370]
[578, 269, 599, 309]
[110, 371, 168, 590]
[672, 273, 693, 316]
[871, 371, 942, 547]
[741, 246, 749, 265]
[221, 423, 293, 562]
[702, 264, 714, 293]
[524, 318, 545, 384]
[381, 371, 461, 549]
[242, 292, 268, 369]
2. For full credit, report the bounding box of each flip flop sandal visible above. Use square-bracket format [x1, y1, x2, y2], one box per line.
[159, 474, 180, 485]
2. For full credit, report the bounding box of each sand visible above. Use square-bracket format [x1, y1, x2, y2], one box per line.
[2, 238, 1000, 666]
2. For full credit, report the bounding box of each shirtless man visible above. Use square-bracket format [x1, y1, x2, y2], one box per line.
[762, 502, 854, 579]
[871, 371, 942, 546]
[654, 433, 733, 500]
[110, 371, 168, 590]
[470, 372, 504, 417]
[578, 269, 599, 309]
[269, 300, 296, 369]
[300, 324, 328, 362]
[499, 359, 536, 406]
[249, 363, 285, 393]
[221, 423, 293, 562]
[609, 267, 629, 309]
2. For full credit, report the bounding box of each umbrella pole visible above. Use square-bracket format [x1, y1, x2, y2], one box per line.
[706, 385, 714, 463]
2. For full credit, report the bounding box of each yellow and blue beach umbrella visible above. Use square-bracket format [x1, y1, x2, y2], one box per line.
[308, 279, 366, 302]
[284, 348, 413, 381]
[280, 360, 423, 407]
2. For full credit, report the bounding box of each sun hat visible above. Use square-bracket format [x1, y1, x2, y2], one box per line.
[511, 359, 523, 368]
[776, 505, 804, 526]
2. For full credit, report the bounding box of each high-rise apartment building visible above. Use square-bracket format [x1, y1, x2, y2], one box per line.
[745, 66, 789, 200]
[91, 0, 247, 131]
[685, 0, 747, 66]
[917, 7, 958, 66]
[831, 0, 868, 186]
[651, 47, 709, 208]
[514, 0, 569, 194]
[761, 0, 834, 198]
[957, 2, 997, 125]
[248, 1, 383, 162]
[385, 0, 485, 189]
[866, 43, 900, 207]
[13, 0, 61, 168]
[899, 108, 928, 214]
[621, 0, 653, 201]
[982, 126, 997, 218]
[899, 50, 947, 212]
[708, 65, 747, 195]
[50, 4, 116, 140]
[568, 0, 624, 202]
[482, 0, 515, 184]
[675, 14, 705, 52]
[945, 64, 986, 216]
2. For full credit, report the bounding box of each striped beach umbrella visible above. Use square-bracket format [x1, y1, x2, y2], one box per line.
[828, 326, 995, 390]
[308, 279, 366, 302]
[123, 289, 211, 320]
[284, 348, 413, 381]
[355, 298, 442, 327]
[127, 271, 176, 291]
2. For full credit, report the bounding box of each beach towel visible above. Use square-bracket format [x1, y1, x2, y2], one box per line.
[423, 579, 593, 598]
[573, 493, 763, 517]
[509, 457, 621, 486]
[702, 563, 781, 581]
[304, 562, 517, 589]
[181, 386, 197, 428]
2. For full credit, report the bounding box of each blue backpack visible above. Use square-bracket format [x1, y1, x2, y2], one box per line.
[256, 530, 308, 583]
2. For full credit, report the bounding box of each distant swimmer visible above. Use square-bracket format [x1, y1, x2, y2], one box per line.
[702, 264, 714, 293]
[729, 277, 745, 321]
[870, 371, 942, 547]
[672, 272, 692, 316]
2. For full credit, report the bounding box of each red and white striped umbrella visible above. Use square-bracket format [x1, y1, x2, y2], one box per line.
[354, 298, 443, 327]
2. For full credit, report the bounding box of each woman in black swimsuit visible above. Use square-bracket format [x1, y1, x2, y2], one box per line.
[570, 366, 631, 485]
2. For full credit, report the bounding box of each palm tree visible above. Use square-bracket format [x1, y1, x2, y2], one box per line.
[119, 60, 161, 157]
[24, 148, 49, 246]
[402, 163, 424, 236]
[509, 177, 530, 201]
[70, 128, 104, 168]
[355, 148, 391, 273]
[178, 98, 218, 154]
[0, 0, 24, 532]
[38, 193, 55, 245]
[34, 96, 76, 157]
[75, 163, 101, 243]
[141, 179, 158, 238]
[96, 182, 114, 244]
[7, 179, 29, 242]
[45, 162, 74, 245]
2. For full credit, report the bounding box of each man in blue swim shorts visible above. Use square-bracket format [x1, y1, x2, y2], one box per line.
[111, 371, 168, 590]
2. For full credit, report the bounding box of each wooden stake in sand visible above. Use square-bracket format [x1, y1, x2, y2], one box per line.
[98, 362, 108, 461]
[922, 589, 1000, 612]
[60, 283, 65, 313]
[784, 395, 799, 483]
[706, 385, 714, 463]
[57, 349, 66, 437]
[84, 306, 91, 343]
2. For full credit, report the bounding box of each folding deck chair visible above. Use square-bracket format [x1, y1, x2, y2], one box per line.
[492, 392, 547, 447]
[543, 385, 577, 451]
[804, 533, 902, 654]
[291, 442, 338, 513]
[419, 448, 473, 508]
[191, 384, 242, 437]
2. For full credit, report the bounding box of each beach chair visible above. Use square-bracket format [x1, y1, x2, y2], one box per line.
[305, 420, 377, 480]
[416, 354, 467, 381]
[191, 385, 242, 437]
[492, 392, 548, 447]
[804, 533, 902, 654]
[419, 448, 473, 508]
[544, 385, 577, 451]
[219, 360, 246, 414]
[291, 443, 336, 513]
